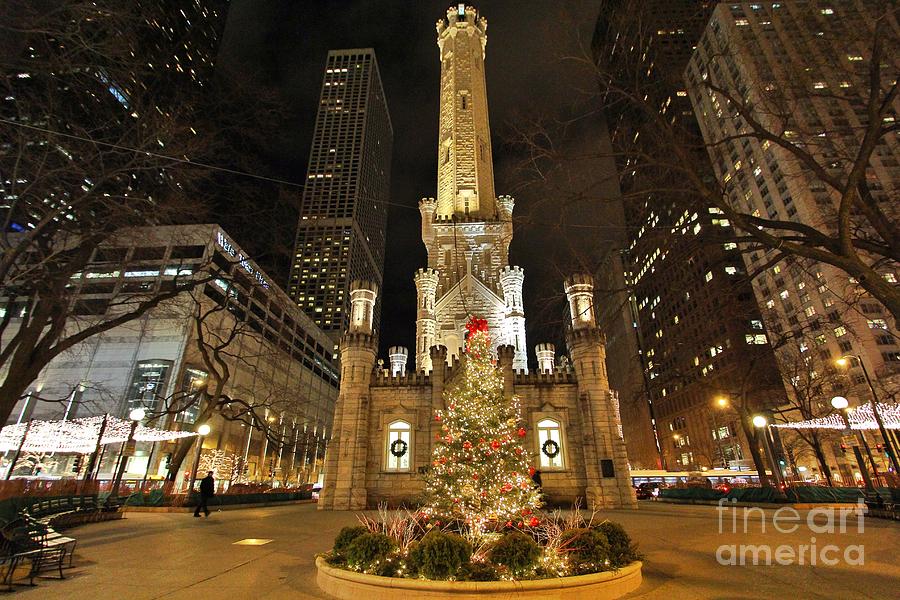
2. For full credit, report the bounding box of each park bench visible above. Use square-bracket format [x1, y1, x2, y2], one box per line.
[0, 517, 66, 589]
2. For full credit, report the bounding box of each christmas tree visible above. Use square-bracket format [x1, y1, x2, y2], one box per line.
[423, 317, 542, 531]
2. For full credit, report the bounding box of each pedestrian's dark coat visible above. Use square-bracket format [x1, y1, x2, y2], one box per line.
[199, 474, 215, 497]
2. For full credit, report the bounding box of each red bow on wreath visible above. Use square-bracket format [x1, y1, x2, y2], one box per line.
[465, 316, 489, 336]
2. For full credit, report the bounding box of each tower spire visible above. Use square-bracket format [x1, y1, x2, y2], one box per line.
[435, 5, 495, 219]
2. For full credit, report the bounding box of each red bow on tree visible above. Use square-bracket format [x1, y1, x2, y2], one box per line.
[465, 316, 489, 336]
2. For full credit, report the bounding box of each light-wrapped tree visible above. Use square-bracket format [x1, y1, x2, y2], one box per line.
[423, 317, 541, 531]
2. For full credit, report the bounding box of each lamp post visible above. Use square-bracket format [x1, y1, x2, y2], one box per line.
[188, 423, 211, 494]
[831, 396, 875, 491]
[110, 408, 145, 500]
[752, 414, 785, 491]
[836, 355, 900, 475]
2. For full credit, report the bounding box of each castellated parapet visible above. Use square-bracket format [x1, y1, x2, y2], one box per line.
[436, 5, 487, 44]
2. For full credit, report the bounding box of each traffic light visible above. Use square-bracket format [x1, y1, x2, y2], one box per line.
[875, 444, 883, 454]
[840, 443, 848, 454]
[72, 455, 82, 472]
[164, 453, 173, 469]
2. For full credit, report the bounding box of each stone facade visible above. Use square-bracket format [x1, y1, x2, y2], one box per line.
[318, 6, 636, 512]
[319, 274, 637, 511]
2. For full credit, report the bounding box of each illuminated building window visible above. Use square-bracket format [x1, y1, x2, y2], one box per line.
[537, 418, 565, 469]
[385, 420, 411, 471]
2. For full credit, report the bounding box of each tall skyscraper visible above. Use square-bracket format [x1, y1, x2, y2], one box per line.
[687, 3, 899, 398]
[289, 49, 393, 345]
[594, 1, 786, 471]
[1, 0, 229, 230]
[415, 5, 527, 372]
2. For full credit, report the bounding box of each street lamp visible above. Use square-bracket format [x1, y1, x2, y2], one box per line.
[188, 423, 211, 494]
[752, 414, 785, 491]
[110, 407, 146, 500]
[836, 355, 900, 475]
[831, 396, 875, 491]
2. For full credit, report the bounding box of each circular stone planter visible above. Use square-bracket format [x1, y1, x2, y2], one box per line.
[315, 556, 642, 600]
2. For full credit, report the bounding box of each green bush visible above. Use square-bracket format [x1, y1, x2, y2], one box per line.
[408, 529, 472, 580]
[333, 526, 369, 558]
[560, 527, 611, 574]
[490, 531, 541, 576]
[457, 560, 498, 581]
[346, 532, 397, 572]
[595, 521, 641, 567]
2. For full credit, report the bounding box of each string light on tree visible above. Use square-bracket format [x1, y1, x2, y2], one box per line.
[423, 316, 541, 532]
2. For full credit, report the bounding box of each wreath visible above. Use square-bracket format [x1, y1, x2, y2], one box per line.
[390, 439, 408, 458]
[541, 439, 560, 459]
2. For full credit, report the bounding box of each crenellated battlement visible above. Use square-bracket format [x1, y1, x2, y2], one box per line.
[567, 326, 606, 346]
[513, 369, 577, 385]
[340, 331, 377, 350]
[371, 369, 431, 387]
[436, 5, 487, 38]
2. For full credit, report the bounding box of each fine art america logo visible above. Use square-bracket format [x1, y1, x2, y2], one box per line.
[716, 498, 865, 566]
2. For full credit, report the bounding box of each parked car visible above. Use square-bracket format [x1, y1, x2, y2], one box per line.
[635, 482, 665, 499]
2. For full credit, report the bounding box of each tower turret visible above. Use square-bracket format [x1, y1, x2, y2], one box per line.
[389, 346, 409, 376]
[419, 197, 437, 245]
[497, 194, 515, 221]
[535, 343, 555, 373]
[349, 280, 378, 335]
[500, 265, 527, 371]
[564, 273, 596, 330]
[414, 268, 439, 371]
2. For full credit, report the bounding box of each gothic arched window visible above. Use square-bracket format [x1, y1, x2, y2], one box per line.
[537, 418, 564, 469]
[386, 420, 412, 471]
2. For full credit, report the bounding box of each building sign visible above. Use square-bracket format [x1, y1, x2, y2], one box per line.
[216, 231, 269, 289]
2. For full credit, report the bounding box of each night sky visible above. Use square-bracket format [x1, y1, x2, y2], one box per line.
[216, 1, 620, 363]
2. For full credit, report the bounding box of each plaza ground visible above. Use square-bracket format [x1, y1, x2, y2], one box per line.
[19, 502, 900, 599]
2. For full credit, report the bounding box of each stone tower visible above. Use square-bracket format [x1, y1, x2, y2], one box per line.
[565, 274, 637, 508]
[318, 280, 378, 511]
[416, 5, 527, 371]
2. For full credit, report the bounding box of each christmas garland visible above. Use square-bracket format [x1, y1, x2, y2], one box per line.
[541, 439, 560, 459]
[390, 438, 408, 458]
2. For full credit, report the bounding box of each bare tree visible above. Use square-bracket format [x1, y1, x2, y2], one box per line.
[146, 277, 314, 484]
[0, 2, 287, 424]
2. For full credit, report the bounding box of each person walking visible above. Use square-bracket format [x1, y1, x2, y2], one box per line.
[194, 471, 215, 518]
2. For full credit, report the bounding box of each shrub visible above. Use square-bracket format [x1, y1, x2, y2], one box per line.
[407, 529, 472, 580]
[559, 527, 611, 574]
[595, 521, 641, 567]
[333, 526, 369, 559]
[346, 532, 397, 572]
[457, 560, 498, 581]
[490, 531, 541, 576]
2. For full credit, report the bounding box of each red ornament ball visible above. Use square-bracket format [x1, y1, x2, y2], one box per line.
[515, 448, 523, 455]
[528, 466, 536, 477]
[463, 440, 472, 449]
[517, 427, 526, 437]
[529, 517, 540, 527]
[435, 414, 442, 421]
[505, 521, 513, 528]
[491, 440, 501, 450]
